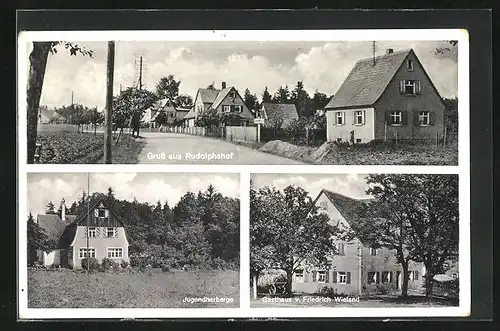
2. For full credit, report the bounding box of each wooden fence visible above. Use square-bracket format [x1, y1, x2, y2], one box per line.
[225, 126, 257, 143]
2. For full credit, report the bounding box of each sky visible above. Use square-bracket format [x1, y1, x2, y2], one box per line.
[251, 173, 372, 201]
[26, 40, 458, 109]
[27, 172, 240, 216]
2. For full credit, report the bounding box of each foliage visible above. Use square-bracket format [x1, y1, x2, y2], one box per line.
[100, 257, 118, 271]
[250, 184, 339, 294]
[244, 88, 259, 112]
[27, 213, 57, 265]
[261, 86, 272, 103]
[272, 85, 291, 103]
[120, 260, 129, 269]
[155, 75, 181, 101]
[112, 87, 158, 132]
[443, 97, 458, 133]
[81, 257, 99, 271]
[351, 174, 459, 297]
[175, 94, 194, 108]
[154, 110, 169, 127]
[316, 286, 349, 298]
[36, 132, 104, 163]
[194, 108, 221, 128]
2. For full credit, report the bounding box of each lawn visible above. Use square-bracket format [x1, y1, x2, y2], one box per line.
[35, 131, 145, 164]
[250, 293, 458, 308]
[28, 268, 239, 308]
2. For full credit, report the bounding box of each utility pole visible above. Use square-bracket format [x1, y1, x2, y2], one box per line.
[139, 56, 143, 90]
[372, 41, 376, 66]
[104, 41, 115, 164]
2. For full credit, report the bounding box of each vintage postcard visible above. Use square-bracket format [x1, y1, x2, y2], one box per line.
[17, 28, 469, 320]
[18, 30, 465, 165]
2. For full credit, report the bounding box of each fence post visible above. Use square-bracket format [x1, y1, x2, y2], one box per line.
[395, 131, 398, 146]
[444, 127, 447, 146]
[436, 132, 439, 147]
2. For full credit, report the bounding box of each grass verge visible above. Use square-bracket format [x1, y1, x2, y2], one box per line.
[28, 268, 239, 308]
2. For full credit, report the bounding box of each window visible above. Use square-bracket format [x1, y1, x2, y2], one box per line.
[98, 209, 106, 217]
[335, 112, 344, 125]
[337, 243, 345, 256]
[223, 105, 231, 113]
[294, 269, 304, 283]
[336, 138, 342, 143]
[367, 271, 380, 284]
[86, 227, 97, 238]
[400, 80, 421, 95]
[79, 248, 95, 259]
[390, 111, 402, 125]
[407, 59, 414, 71]
[233, 105, 243, 112]
[317, 271, 326, 283]
[354, 110, 365, 125]
[370, 247, 378, 256]
[107, 248, 123, 258]
[418, 111, 430, 126]
[409, 270, 419, 281]
[382, 271, 392, 283]
[337, 271, 347, 284]
[452, 273, 458, 280]
[356, 138, 362, 144]
[106, 227, 117, 238]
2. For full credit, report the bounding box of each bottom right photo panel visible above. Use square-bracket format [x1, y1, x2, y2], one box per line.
[250, 173, 459, 308]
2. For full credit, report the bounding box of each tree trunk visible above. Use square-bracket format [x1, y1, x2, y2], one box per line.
[27, 42, 52, 163]
[424, 263, 434, 297]
[401, 261, 409, 298]
[94, 124, 97, 135]
[286, 269, 293, 295]
[252, 274, 258, 299]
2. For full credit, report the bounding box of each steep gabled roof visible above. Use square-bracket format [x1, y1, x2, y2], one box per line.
[209, 87, 234, 110]
[319, 189, 373, 228]
[36, 214, 69, 244]
[325, 49, 412, 109]
[261, 103, 299, 125]
[197, 88, 220, 104]
[70, 198, 124, 227]
[183, 107, 196, 119]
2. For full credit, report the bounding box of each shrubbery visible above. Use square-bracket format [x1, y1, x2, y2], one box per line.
[316, 286, 349, 298]
[81, 257, 99, 271]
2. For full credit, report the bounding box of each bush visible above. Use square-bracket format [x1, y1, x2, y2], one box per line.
[81, 257, 99, 271]
[120, 260, 129, 269]
[160, 263, 171, 272]
[101, 257, 118, 271]
[316, 286, 349, 298]
[375, 283, 395, 295]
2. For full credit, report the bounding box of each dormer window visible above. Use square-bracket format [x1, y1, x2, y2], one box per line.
[98, 209, 106, 218]
[407, 59, 414, 71]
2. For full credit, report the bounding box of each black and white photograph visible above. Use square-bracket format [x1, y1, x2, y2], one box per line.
[250, 173, 459, 308]
[22, 37, 459, 165]
[24, 172, 240, 308]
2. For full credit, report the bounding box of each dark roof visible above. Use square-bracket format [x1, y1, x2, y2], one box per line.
[325, 49, 412, 109]
[261, 103, 299, 126]
[37, 214, 75, 247]
[210, 87, 234, 110]
[320, 189, 372, 227]
[198, 88, 220, 104]
[71, 197, 123, 226]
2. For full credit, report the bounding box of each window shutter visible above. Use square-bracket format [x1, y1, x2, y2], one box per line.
[105, 210, 109, 217]
[390, 271, 394, 283]
[333, 112, 338, 125]
[352, 111, 356, 125]
[114, 228, 118, 237]
[304, 272, 309, 283]
[332, 271, 337, 283]
[402, 110, 408, 126]
[95, 227, 99, 237]
[416, 81, 422, 94]
[342, 112, 346, 125]
[413, 109, 420, 126]
[399, 80, 405, 94]
[376, 272, 380, 284]
[312, 271, 317, 282]
[94, 209, 98, 217]
[429, 111, 435, 126]
[363, 111, 366, 125]
[84, 227, 88, 237]
[347, 272, 351, 284]
[325, 270, 330, 283]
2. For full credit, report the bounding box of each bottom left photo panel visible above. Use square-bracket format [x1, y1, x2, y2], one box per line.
[23, 172, 241, 309]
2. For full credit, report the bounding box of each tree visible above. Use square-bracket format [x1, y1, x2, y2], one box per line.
[155, 110, 169, 127]
[273, 85, 291, 103]
[291, 81, 311, 117]
[243, 88, 259, 113]
[88, 107, 104, 135]
[175, 94, 194, 108]
[443, 97, 458, 133]
[155, 75, 181, 101]
[261, 86, 272, 103]
[313, 90, 332, 111]
[27, 42, 93, 163]
[194, 108, 221, 128]
[27, 213, 56, 265]
[113, 87, 158, 140]
[45, 201, 56, 214]
[207, 82, 216, 90]
[351, 174, 459, 297]
[250, 185, 338, 295]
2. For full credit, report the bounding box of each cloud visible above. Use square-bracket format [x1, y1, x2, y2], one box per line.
[35, 40, 458, 109]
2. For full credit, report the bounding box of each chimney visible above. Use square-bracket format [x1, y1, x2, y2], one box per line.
[61, 198, 66, 222]
[386, 48, 394, 55]
[222, 81, 226, 89]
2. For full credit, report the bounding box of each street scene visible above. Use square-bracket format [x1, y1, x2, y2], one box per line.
[250, 173, 459, 308]
[24, 40, 458, 165]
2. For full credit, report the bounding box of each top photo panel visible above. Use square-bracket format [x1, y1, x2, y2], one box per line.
[20, 31, 465, 165]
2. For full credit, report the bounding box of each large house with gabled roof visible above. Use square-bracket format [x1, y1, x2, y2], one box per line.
[34, 197, 130, 268]
[184, 82, 254, 127]
[291, 189, 425, 296]
[324, 48, 446, 144]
